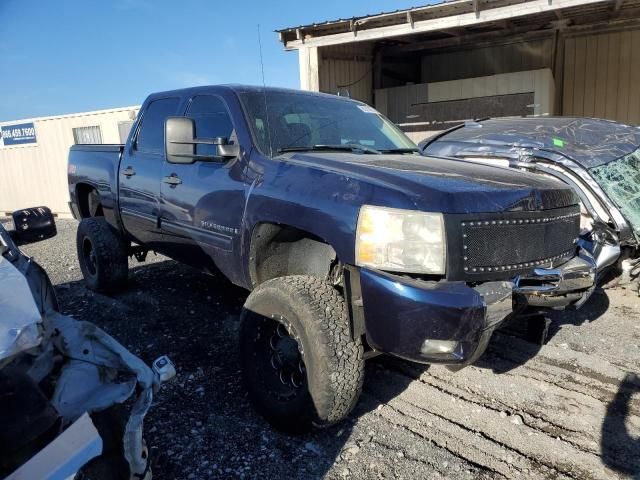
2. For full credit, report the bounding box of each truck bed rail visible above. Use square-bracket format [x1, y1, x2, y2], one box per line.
[69, 144, 123, 153]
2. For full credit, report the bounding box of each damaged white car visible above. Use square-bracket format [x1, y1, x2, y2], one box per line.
[0, 207, 174, 479]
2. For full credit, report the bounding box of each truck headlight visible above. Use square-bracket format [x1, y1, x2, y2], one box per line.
[355, 205, 446, 274]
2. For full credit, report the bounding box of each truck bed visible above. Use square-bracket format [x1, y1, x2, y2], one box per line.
[68, 144, 124, 223]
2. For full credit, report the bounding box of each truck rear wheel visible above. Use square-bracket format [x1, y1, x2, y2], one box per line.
[76, 217, 128, 293]
[239, 275, 364, 433]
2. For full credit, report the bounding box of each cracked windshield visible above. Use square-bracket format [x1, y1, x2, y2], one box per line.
[590, 147, 640, 240]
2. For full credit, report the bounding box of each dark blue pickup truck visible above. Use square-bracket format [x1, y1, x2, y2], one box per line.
[68, 85, 596, 431]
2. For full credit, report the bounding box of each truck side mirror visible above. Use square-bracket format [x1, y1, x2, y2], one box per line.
[214, 137, 240, 159]
[11, 206, 57, 245]
[165, 117, 197, 164]
[165, 117, 240, 164]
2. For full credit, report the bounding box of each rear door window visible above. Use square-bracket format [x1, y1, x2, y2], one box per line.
[136, 97, 180, 154]
[187, 95, 236, 156]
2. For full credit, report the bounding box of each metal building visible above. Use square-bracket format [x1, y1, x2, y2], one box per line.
[278, 0, 640, 141]
[0, 106, 139, 217]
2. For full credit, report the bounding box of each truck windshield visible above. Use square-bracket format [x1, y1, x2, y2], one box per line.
[238, 90, 417, 157]
[590, 146, 640, 241]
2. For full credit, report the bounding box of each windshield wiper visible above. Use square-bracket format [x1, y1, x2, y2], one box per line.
[277, 144, 381, 154]
[378, 148, 420, 154]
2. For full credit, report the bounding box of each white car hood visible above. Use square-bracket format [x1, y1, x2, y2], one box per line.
[0, 255, 43, 362]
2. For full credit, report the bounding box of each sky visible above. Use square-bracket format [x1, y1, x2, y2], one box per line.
[0, 0, 423, 121]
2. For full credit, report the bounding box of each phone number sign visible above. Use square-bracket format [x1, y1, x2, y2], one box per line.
[0, 122, 37, 146]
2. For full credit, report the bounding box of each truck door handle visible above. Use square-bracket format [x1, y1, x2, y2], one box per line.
[122, 166, 136, 177]
[163, 174, 182, 187]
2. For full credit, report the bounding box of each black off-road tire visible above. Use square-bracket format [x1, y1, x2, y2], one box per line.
[76, 217, 128, 293]
[239, 275, 365, 433]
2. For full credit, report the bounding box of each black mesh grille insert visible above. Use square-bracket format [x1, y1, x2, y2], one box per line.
[461, 208, 580, 274]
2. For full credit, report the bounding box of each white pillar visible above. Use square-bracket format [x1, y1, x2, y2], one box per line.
[298, 46, 320, 92]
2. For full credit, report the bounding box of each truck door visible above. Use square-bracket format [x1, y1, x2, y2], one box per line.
[119, 96, 180, 249]
[159, 93, 249, 282]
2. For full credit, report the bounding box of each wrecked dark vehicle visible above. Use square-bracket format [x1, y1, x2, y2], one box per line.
[0, 207, 174, 479]
[420, 117, 640, 281]
[68, 86, 596, 432]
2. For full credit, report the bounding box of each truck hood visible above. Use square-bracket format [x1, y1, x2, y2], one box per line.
[283, 152, 578, 213]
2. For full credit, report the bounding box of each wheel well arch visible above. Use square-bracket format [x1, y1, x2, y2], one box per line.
[248, 222, 340, 288]
[76, 183, 104, 218]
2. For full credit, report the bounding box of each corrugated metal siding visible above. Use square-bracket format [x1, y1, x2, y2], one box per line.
[0, 107, 138, 215]
[420, 38, 554, 83]
[375, 69, 554, 123]
[318, 44, 373, 104]
[375, 83, 428, 123]
[563, 28, 640, 124]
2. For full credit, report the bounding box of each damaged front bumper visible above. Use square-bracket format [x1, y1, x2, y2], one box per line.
[514, 248, 596, 308]
[350, 247, 596, 367]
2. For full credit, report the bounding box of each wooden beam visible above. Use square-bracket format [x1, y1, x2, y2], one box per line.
[500, 19, 517, 29]
[407, 10, 415, 29]
[282, 0, 611, 50]
[552, 27, 564, 114]
[560, 13, 640, 36]
[373, 49, 383, 89]
[550, 19, 571, 30]
[299, 47, 320, 91]
[473, 0, 480, 18]
[381, 15, 640, 57]
[321, 53, 373, 61]
[440, 28, 462, 37]
[381, 25, 554, 55]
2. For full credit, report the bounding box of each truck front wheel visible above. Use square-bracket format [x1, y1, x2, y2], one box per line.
[239, 275, 365, 433]
[76, 217, 128, 293]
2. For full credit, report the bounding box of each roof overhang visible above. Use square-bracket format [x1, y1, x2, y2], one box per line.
[278, 0, 637, 50]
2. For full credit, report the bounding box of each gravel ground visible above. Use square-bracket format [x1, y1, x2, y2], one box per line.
[12, 218, 640, 479]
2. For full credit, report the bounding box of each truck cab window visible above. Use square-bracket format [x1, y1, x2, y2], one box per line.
[188, 95, 236, 156]
[136, 97, 180, 154]
[239, 91, 416, 157]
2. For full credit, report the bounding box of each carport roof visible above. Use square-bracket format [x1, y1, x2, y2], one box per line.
[277, 0, 640, 49]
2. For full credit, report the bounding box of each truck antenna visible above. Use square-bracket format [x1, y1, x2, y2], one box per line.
[257, 24, 273, 157]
